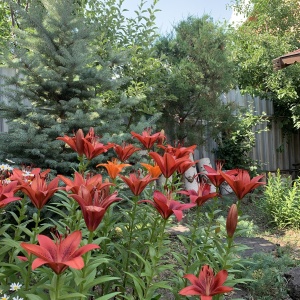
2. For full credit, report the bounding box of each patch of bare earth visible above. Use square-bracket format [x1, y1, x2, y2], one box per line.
[240, 193, 300, 260]
[257, 229, 300, 259]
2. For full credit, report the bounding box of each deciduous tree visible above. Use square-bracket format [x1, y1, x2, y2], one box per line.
[155, 16, 237, 144]
[230, 0, 300, 132]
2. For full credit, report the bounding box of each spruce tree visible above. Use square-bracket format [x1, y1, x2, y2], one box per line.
[0, 0, 160, 174]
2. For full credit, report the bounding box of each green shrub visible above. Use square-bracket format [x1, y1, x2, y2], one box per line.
[213, 108, 267, 172]
[257, 170, 300, 229]
[237, 251, 298, 300]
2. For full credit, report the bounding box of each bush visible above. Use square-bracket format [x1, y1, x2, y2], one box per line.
[237, 251, 298, 300]
[257, 170, 300, 228]
[213, 108, 267, 173]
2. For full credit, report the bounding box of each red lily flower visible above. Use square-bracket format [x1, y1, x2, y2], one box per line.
[140, 163, 162, 178]
[10, 168, 47, 185]
[131, 128, 165, 149]
[20, 231, 100, 274]
[220, 169, 265, 200]
[97, 158, 131, 180]
[149, 152, 188, 178]
[82, 128, 114, 160]
[18, 170, 60, 209]
[69, 185, 122, 231]
[119, 173, 157, 196]
[203, 162, 238, 188]
[57, 128, 113, 160]
[139, 190, 195, 221]
[57, 129, 85, 156]
[226, 204, 238, 238]
[158, 143, 197, 159]
[179, 180, 218, 206]
[179, 265, 233, 300]
[58, 172, 113, 194]
[177, 158, 199, 175]
[0, 181, 21, 208]
[113, 143, 141, 162]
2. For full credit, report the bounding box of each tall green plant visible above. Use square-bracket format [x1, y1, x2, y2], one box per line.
[214, 108, 268, 171]
[258, 170, 300, 228]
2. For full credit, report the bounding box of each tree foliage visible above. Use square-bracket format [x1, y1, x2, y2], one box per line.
[86, 0, 167, 128]
[0, 0, 162, 173]
[230, 0, 300, 131]
[155, 15, 237, 144]
[0, 1, 11, 60]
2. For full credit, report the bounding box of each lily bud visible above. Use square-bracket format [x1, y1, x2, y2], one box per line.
[226, 204, 238, 238]
[157, 129, 166, 145]
[75, 129, 84, 156]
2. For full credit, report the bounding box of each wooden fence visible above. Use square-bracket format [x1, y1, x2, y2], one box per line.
[199, 89, 300, 173]
[1, 67, 299, 173]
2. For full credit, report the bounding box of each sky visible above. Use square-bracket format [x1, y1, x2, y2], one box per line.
[122, 0, 234, 33]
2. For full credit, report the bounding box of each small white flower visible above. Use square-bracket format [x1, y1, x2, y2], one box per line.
[13, 297, 23, 300]
[0, 164, 7, 170]
[10, 282, 22, 291]
[22, 171, 33, 177]
[2, 179, 11, 185]
[0, 294, 9, 300]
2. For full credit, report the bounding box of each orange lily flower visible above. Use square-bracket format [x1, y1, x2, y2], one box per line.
[97, 158, 131, 180]
[226, 204, 238, 238]
[180, 180, 218, 206]
[139, 190, 195, 221]
[220, 169, 265, 200]
[131, 128, 165, 149]
[149, 152, 187, 178]
[0, 181, 21, 208]
[140, 163, 162, 178]
[179, 265, 233, 300]
[58, 172, 113, 194]
[113, 143, 141, 162]
[20, 231, 100, 274]
[119, 173, 157, 196]
[18, 170, 60, 209]
[69, 185, 121, 232]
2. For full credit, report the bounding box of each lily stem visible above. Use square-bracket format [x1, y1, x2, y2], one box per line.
[25, 207, 41, 290]
[143, 218, 167, 299]
[53, 274, 61, 300]
[122, 195, 139, 292]
[185, 205, 201, 275]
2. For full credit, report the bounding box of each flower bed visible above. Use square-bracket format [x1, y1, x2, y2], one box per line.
[0, 128, 265, 300]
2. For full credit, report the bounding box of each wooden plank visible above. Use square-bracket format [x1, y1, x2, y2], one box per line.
[281, 56, 300, 65]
